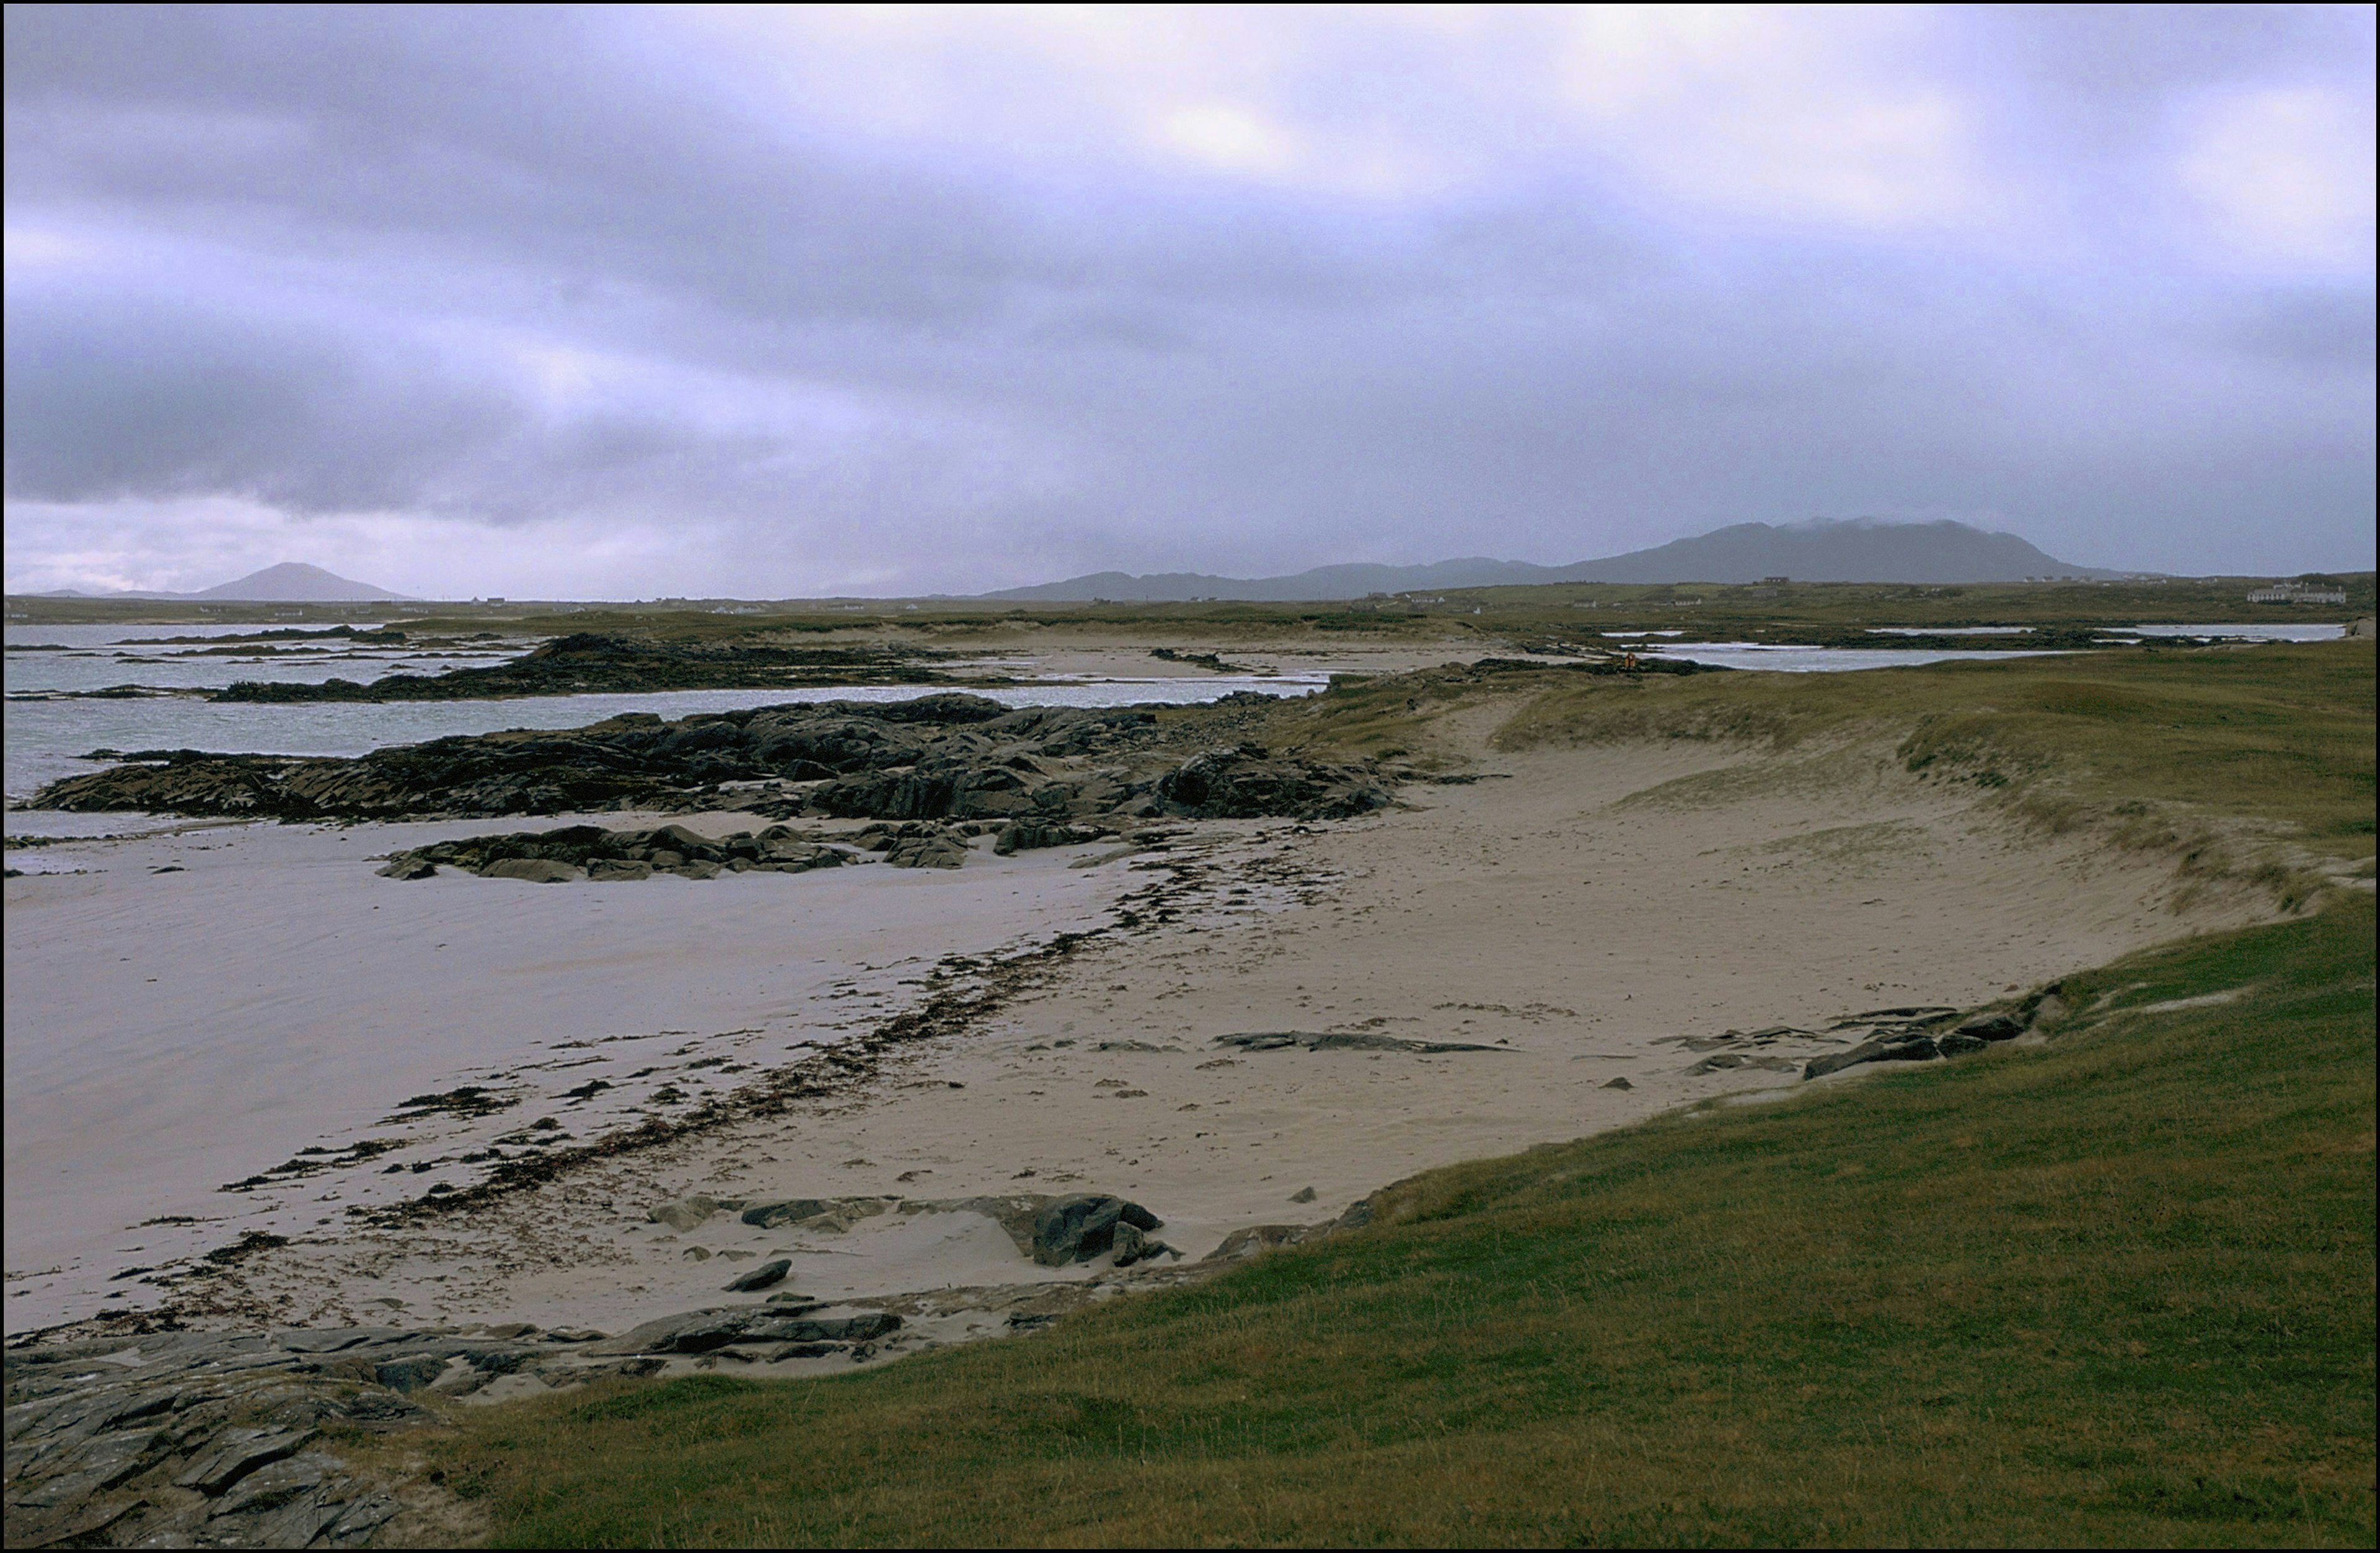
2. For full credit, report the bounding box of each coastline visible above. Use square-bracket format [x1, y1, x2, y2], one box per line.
[6, 726, 2269, 1345]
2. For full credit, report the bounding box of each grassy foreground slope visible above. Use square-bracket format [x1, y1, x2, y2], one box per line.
[417, 644, 2374, 1547]
[425, 903, 2374, 1547]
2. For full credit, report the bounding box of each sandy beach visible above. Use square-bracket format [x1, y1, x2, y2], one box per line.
[4, 712, 2268, 1349]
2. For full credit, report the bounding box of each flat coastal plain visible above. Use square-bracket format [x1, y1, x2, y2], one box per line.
[5, 702, 2263, 1344]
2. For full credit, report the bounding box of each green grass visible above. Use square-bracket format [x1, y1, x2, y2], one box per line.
[418, 894, 2374, 1547]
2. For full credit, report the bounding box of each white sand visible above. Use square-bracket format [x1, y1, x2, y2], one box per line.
[6, 731, 2266, 1342]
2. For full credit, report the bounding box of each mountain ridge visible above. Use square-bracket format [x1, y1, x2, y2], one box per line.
[984, 519, 2122, 602]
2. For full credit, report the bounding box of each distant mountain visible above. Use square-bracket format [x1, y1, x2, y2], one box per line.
[190, 563, 413, 601]
[984, 520, 2117, 602]
[1558, 520, 2117, 586]
[20, 563, 416, 602]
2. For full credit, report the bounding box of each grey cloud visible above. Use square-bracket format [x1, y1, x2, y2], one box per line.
[4, 4, 2373, 592]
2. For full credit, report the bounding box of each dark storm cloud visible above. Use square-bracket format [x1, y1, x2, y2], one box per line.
[4, 4, 2372, 595]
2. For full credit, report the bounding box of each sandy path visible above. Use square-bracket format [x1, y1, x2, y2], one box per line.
[162, 734, 2263, 1341]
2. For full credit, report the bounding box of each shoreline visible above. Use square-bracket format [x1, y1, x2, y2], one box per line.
[7, 723, 2272, 1349]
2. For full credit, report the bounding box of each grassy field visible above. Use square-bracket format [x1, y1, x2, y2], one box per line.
[408, 895, 2375, 1547]
[9, 573, 2370, 644]
[396, 643, 2376, 1549]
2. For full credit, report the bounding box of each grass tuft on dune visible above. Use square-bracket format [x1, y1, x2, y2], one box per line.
[411, 892, 2374, 1547]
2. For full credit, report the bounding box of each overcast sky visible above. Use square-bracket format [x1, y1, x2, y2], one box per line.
[5, 4, 2373, 597]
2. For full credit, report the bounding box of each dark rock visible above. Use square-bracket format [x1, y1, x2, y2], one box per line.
[6, 1428, 172, 1507]
[1204, 1224, 1320, 1262]
[741, 1198, 834, 1229]
[480, 856, 580, 883]
[1937, 1031, 1991, 1056]
[1602, 1076, 1634, 1090]
[739, 1313, 901, 1346]
[1157, 746, 1387, 820]
[371, 1357, 448, 1393]
[1289, 1186, 1318, 1203]
[174, 1426, 318, 1495]
[1804, 1034, 1942, 1080]
[1685, 1052, 1800, 1075]
[1032, 1195, 1163, 1265]
[644, 1314, 756, 1355]
[208, 1449, 340, 1518]
[764, 1341, 846, 1360]
[1109, 1221, 1178, 1267]
[322, 1490, 403, 1546]
[723, 1258, 791, 1293]
[885, 831, 969, 869]
[1215, 1031, 1505, 1055]
[209, 633, 966, 703]
[994, 819, 1106, 855]
[1955, 1013, 2025, 1041]
[375, 856, 438, 880]
[28, 690, 1404, 838]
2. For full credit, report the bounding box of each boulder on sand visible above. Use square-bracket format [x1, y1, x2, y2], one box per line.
[723, 1258, 791, 1293]
[1032, 1194, 1163, 1266]
[884, 831, 969, 869]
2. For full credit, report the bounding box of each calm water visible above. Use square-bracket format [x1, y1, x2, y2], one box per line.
[1644, 643, 2070, 672]
[2110, 623, 2347, 642]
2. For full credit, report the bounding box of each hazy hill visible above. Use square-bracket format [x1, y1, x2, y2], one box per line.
[984, 519, 2116, 602]
[190, 563, 413, 601]
[32, 563, 415, 602]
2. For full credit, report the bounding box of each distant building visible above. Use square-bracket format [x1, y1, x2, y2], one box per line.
[2247, 581, 2348, 605]
[1757, 575, 1789, 585]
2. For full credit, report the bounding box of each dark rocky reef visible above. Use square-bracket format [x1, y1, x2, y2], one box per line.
[31, 695, 1391, 830]
[376, 822, 858, 882]
[211, 631, 967, 702]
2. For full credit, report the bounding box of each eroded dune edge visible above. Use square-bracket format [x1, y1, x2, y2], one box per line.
[6, 643, 2372, 1547]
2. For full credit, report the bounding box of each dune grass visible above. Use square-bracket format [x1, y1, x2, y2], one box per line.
[413, 887, 2374, 1547]
[1274, 640, 2373, 902]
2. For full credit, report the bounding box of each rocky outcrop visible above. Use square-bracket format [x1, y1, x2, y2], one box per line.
[593, 1307, 902, 1357]
[211, 632, 964, 702]
[860, 824, 972, 869]
[1031, 1195, 1171, 1266]
[1804, 1032, 1941, 1080]
[995, 819, 1108, 855]
[1155, 745, 1388, 821]
[1, 1329, 506, 1548]
[29, 698, 1156, 823]
[33, 695, 1409, 834]
[376, 822, 853, 881]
